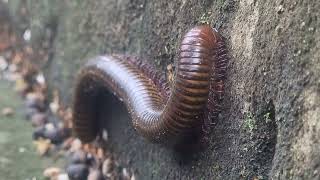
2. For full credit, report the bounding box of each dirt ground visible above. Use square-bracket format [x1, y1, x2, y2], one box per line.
[2, 0, 320, 179]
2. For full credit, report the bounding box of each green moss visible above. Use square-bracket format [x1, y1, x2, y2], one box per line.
[243, 112, 255, 133]
[218, 0, 226, 6]
[263, 112, 271, 123]
[211, 164, 221, 173]
[145, 160, 162, 178]
[198, 11, 212, 25]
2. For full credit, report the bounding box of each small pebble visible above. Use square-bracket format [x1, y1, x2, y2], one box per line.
[66, 164, 89, 180]
[102, 158, 114, 177]
[50, 101, 60, 114]
[88, 169, 104, 180]
[122, 168, 131, 180]
[18, 147, 26, 153]
[32, 126, 46, 140]
[43, 128, 64, 144]
[43, 167, 61, 178]
[33, 138, 52, 156]
[85, 153, 95, 166]
[0, 56, 8, 70]
[57, 173, 70, 180]
[1, 107, 14, 116]
[131, 173, 136, 180]
[45, 123, 55, 131]
[25, 98, 46, 111]
[25, 107, 39, 120]
[277, 5, 284, 14]
[70, 150, 87, 164]
[33, 126, 66, 144]
[8, 64, 17, 72]
[31, 113, 47, 127]
[69, 138, 82, 152]
[101, 129, 108, 142]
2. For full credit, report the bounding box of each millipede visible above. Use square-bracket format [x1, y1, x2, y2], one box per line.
[72, 25, 228, 147]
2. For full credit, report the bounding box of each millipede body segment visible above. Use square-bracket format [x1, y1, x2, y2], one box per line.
[72, 25, 228, 147]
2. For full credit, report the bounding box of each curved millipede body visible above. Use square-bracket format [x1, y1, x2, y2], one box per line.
[72, 25, 228, 146]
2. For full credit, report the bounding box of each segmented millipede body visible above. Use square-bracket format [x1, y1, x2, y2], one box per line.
[72, 25, 228, 147]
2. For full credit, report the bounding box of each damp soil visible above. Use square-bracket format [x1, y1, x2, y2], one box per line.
[3, 0, 320, 179]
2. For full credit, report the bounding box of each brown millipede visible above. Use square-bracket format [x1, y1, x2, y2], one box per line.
[72, 25, 228, 147]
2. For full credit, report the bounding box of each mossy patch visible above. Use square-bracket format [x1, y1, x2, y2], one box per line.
[243, 112, 255, 134]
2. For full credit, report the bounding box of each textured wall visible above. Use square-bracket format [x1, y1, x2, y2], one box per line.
[6, 0, 320, 179]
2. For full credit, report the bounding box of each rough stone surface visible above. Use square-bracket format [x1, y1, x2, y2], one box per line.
[4, 0, 320, 179]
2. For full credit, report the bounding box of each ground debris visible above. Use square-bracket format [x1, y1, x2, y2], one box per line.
[33, 138, 52, 156]
[0, 30, 135, 180]
[1, 107, 14, 116]
[43, 167, 62, 179]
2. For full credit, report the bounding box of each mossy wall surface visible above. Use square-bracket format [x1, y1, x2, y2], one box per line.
[5, 0, 320, 179]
